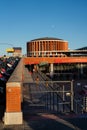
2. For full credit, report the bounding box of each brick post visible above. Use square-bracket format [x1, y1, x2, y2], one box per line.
[4, 59, 23, 125]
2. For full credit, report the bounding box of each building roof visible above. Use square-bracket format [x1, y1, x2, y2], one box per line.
[76, 46, 87, 50]
[13, 47, 22, 50]
[30, 37, 64, 42]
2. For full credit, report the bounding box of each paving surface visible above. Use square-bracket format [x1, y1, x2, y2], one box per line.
[0, 112, 87, 130]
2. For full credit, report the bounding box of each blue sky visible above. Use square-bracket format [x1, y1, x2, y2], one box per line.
[0, 0, 87, 55]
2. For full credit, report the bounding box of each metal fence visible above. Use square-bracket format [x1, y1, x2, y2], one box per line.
[23, 81, 74, 114]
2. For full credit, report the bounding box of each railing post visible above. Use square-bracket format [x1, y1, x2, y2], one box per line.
[71, 80, 74, 111]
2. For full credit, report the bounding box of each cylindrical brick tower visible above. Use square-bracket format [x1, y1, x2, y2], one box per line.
[27, 37, 68, 57]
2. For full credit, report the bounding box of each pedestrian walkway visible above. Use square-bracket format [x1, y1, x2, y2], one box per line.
[23, 67, 33, 83]
[0, 112, 84, 130]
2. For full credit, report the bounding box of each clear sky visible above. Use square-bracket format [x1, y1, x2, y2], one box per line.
[0, 0, 87, 55]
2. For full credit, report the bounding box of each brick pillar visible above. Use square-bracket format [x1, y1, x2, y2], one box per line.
[4, 82, 23, 125]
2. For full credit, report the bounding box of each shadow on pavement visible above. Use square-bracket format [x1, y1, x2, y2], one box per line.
[22, 100, 80, 130]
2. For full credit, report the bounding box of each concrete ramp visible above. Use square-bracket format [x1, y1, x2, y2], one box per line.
[23, 67, 33, 83]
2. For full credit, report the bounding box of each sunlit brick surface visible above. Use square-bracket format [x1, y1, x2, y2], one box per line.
[6, 87, 21, 112]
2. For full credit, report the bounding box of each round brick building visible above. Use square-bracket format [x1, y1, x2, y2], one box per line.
[27, 37, 68, 57]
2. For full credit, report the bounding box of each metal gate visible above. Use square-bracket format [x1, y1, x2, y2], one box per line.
[23, 81, 73, 114]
